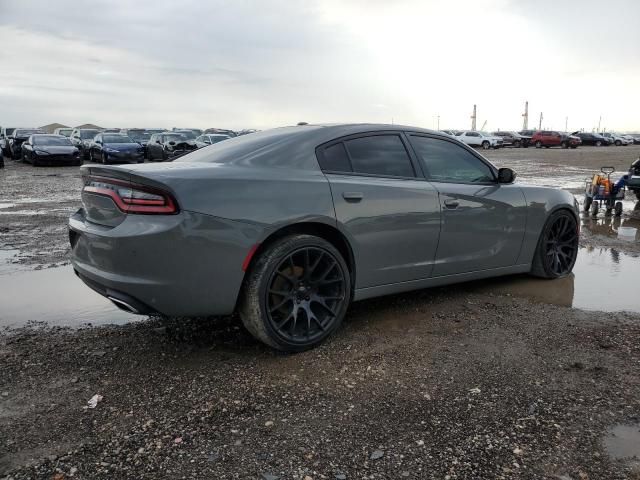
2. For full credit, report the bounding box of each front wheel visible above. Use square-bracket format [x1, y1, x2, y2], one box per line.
[514, 140, 521, 148]
[561, 141, 568, 149]
[101, 152, 108, 165]
[239, 234, 352, 352]
[535, 141, 542, 148]
[530, 210, 579, 279]
[481, 141, 490, 150]
[615, 140, 621, 146]
[595, 140, 602, 147]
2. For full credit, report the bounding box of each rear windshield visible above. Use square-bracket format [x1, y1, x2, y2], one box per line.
[80, 130, 99, 139]
[33, 136, 72, 146]
[104, 135, 134, 143]
[6, 128, 16, 135]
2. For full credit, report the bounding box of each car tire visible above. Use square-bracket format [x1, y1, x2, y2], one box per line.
[514, 140, 521, 148]
[595, 141, 602, 147]
[101, 152, 108, 165]
[615, 140, 621, 146]
[583, 196, 592, 212]
[530, 210, 579, 279]
[481, 141, 490, 150]
[635, 191, 640, 200]
[570, 146, 577, 149]
[239, 234, 352, 352]
[561, 141, 568, 149]
[535, 141, 542, 148]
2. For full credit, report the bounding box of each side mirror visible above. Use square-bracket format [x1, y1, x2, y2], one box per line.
[498, 167, 516, 184]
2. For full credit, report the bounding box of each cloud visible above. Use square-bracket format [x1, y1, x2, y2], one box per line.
[0, 0, 638, 131]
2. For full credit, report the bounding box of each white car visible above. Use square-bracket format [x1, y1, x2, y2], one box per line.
[194, 133, 231, 149]
[601, 132, 630, 146]
[456, 131, 504, 149]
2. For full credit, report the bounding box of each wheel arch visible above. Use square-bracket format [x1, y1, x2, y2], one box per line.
[243, 221, 356, 289]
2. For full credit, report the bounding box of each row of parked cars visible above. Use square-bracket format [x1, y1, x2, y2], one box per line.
[0, 126, 256, 165]
[440, 129, 640, 150]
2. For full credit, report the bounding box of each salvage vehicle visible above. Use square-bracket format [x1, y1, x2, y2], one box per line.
[21, 134, 81, 166]
[572, 132, 608, 146]
[627, 158, 640, 200]
[195, 133, 231, 148]
[88, 134, 145, 164]
[492, 131, 530, 148]
[601, 132, 630, 146]
[172, 129, 198, 140]
[204, 127, 237, 137]
[69, 124, 580, 352]
[456, 130, 503, 149]
[0, 127, 16, 157]
[120, 129, 152, 156]
[53, 127, 73, 137]
[146, 132, 197, 161]
[70, 128, 101, 160]
[531, 131, 580, 149]
[9, 128, 45, 158]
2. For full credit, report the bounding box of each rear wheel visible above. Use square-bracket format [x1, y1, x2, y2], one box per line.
[615, 140, 621, 146]
[514, 140, 521, 148]
[583, 196, 592, 212]
[535, 141, 542, 148]
[595, 140, 602, 147]
[561, 141, 568, 149]
[591, 202, 599, 217]
[101, 152, 108, 165]
[239, 234, 351, 352]
[614, 202, 623, 217]
[530, 210, 579, 279]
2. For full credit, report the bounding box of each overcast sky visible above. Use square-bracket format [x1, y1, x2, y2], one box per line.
[1, 0, 638, 132]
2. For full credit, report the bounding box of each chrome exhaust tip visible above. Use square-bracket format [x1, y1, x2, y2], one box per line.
[107, 296, 140, 314]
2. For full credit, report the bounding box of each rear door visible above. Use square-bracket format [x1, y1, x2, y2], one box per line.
[407, 134, 527, 277]
[318, 132, 441, 288]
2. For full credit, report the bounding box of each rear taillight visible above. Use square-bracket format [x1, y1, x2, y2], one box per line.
[83, 176, 178, 214]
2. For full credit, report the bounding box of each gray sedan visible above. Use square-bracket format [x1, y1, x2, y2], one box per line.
[69, 124, 579, 351]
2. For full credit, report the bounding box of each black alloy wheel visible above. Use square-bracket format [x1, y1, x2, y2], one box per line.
[240, 235, 351, 351]
[265, 247, 347, 345]
[531, 211, 579, 278]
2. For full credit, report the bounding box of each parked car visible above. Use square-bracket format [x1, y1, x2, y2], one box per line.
[600, 132, 630, 146]
[69, 124, 579, 351]
[204, 128, 237, 137]
[0, 127, 16, 157]
[531, 131, 580, 149]
[53, 127, 73, 137]
[572, 132, 608, 147]
[9, 128, 45, 158]
[439, 130, 456, 137]
[70, 128, 101, 160]
[88, 133, 145, 164]
[102, 128, 122, 134]
[120, 129, 152, 155]
[492, 131, 530, 148]
[631, 134, 640, 145]
[627, 158, 640, 200]
[21, 134, 81, 166]
[195, 134, 231, 148]
[144, 129, 167, 135]
[456, 130, 503, 149]
[146, 132, 197, 161]
[519, 129, 536, 137]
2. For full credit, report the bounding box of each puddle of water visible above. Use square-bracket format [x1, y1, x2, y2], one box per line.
[604, 424, 640, 462]
[580, 215, 640, 242]
[0, 266, 140, 328]
[474, 248, 640, 314]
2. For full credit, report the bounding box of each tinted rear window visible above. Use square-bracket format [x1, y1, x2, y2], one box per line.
[318, 143, 351, 172]
[344, 135, 414, 177]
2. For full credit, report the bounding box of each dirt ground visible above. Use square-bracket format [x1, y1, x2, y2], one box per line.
[1, 146, 640, 479]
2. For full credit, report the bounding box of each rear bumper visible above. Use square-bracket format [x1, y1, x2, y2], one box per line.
[69, 209, 262, 316]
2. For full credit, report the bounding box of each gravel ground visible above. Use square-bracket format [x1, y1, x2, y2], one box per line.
[1, 147, 640, 479]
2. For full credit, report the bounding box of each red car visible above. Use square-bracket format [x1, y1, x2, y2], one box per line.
[531, 130, 581, 149]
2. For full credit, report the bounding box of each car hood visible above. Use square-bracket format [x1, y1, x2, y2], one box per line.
[105, 142, 142, 150]
[33, 145, 78, 154]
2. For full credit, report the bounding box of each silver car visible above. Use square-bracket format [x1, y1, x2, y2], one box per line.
[69, 124, 579, 351]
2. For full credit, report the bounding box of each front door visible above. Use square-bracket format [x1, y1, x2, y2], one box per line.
[407, 134, 527, 277]
[317, 133, 442, 288]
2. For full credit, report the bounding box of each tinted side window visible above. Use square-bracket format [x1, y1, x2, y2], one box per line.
[319, 142, 351, 172]
[344, 135, 414, 177]
[409, 136, 495, 184]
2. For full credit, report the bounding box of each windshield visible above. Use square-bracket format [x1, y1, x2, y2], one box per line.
[57, 129, 72, 137]
[6, 128, 16, 135]
[33, 136, 72, 146]
[127, 131, 151, 141]
[174, 130, 196, 139]
[210, 135, 230, 143]
[80, 130, 99, 139]
[479, 132, 492, 136]
[164, 134, 187, 142]
[104, 135, 134, 144]
[15, 129, 43, 137]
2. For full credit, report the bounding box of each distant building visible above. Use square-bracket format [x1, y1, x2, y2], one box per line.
[39, 123, 69, 134]
[75, 123, 103, 130]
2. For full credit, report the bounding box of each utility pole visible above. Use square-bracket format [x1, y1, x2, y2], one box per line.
[565, 116, 568, 132]
[538, 112, 543, 130]
[597, 116, 602, 132]
[522, 101, 528, 130]
[437, 115, 440, 131]
[471, 104, 477, 131]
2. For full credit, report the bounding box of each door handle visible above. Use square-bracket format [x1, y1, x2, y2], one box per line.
[443, 199, 459, 209]
[342, 192, 364, 202]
